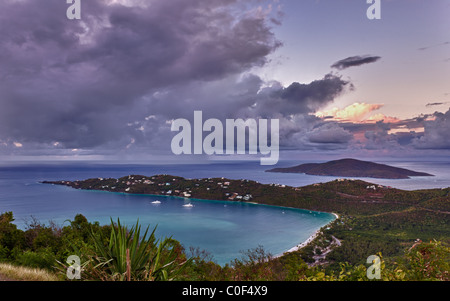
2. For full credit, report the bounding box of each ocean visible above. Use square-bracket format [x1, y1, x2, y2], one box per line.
[0, 159, 448, 265]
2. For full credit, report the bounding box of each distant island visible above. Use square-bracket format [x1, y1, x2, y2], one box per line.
[266, 158, 434, 179]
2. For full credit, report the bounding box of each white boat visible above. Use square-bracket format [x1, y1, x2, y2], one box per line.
[183, 203, 194, 207]
[151, 200, 161, 204]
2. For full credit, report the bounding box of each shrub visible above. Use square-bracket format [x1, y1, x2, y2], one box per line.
[15, 248, 57, 270]
[403, 240, 449, 281]
[82, 218, 192, 281]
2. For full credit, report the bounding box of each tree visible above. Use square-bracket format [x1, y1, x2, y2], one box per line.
[0, 212, 24, 259]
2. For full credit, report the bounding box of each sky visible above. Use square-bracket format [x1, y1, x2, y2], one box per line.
[0, 0, 449, 163]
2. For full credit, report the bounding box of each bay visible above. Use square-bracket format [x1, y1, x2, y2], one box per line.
[0, 159, 448, 265]
[0, 161, 335, 266]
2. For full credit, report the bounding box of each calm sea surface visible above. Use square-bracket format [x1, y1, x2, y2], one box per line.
[0, 159, 448, 265]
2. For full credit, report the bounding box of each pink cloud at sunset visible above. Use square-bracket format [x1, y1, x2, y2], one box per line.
[315, 102, 400, 124]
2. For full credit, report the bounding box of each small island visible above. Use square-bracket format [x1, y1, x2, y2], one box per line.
[266, 158, 434, 179]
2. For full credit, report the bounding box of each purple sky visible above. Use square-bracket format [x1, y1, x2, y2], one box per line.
[0, 0, 449, 162]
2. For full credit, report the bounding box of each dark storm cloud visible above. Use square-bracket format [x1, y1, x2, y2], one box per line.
[307, 123, 353, 144]
[0, 0, 373, 157]
[253, 73, 351, 118]
[113, 70, 352, 155]
[426, 102, 450, 107]
[427, 102, 445, 107]
[331, 55, 381, 70]
[280, 74, 350, 111]
[261, 73, 351, 150]
[363, 130, 400, 150]
[0, 0, 282, 153]
[329, 115, 429, 152]
[413, 109, 450, 150]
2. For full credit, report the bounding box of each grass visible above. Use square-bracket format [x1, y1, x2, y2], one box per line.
[0, 262, 60, 281]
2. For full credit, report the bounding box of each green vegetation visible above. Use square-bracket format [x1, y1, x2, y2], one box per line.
[85, 218, 191, 281]
[0, 212, 192, 281]
[2, 174, 449, 281]
[0, 210, 448, 281]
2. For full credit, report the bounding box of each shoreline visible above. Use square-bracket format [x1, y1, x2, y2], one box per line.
[54, 177, 342, 260]
[275, 212, 340, 259]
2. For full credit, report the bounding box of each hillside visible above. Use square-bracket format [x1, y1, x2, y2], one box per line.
[42, 173, 448, 218]
[266, 158, 434, 179]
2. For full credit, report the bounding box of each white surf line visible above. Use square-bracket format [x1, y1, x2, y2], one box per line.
[273, 212, 340, 259]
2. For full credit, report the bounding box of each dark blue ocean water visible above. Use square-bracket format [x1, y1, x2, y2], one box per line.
[0, 159, 448, 265]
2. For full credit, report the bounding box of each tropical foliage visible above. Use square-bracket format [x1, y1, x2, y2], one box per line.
[0, 211, 448, 281]
[84, 218, 191, 281]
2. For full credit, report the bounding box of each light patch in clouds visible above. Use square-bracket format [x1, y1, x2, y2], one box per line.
[387, 125, 424, 135]
[365, 114, 401, 124]
[315, 102, 385, 122]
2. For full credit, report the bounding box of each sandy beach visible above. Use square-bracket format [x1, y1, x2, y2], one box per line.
[275, 212, 340, 258]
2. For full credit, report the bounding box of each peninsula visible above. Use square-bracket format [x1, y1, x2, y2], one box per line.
[42, 173, 446, 217]
[266, 158, 434, 179]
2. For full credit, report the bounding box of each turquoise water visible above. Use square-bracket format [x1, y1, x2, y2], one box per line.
[0, 162, 336, 265]
[1, 159, 448, 265]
